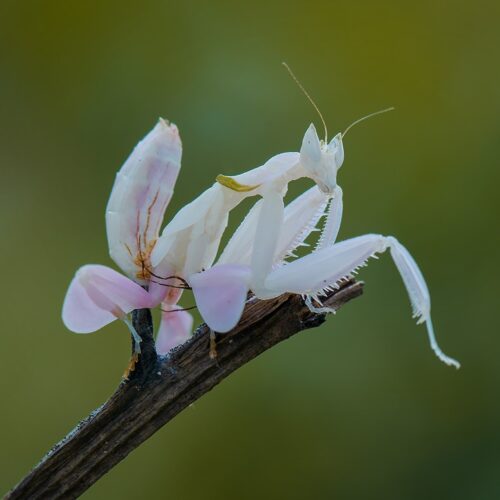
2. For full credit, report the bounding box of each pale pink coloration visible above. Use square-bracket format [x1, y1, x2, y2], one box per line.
[148, 259, 177, 306]
[189, 264, 251, 333]
[62, 265, 153, 334]
[63, 120, 191, 353]
[155, 308, 193, 355]
[106, 119, 182, 283]
[153, 276, 195, 353]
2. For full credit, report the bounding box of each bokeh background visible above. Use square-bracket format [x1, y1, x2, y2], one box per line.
[1, 0, 499, 498]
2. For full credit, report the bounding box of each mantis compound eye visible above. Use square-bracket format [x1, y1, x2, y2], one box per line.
[328, 133, 344, 169]
[300, 123, 322, 163]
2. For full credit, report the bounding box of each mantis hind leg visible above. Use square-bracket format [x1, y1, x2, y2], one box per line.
[262, 233, 459, 368]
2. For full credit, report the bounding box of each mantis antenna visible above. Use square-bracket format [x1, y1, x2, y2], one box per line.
[342, 107, 395, 138]
[282, 62, 328, 144]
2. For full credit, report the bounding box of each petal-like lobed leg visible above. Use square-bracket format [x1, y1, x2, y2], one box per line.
[264, 234, 387, 295]
[262, 234, 459, 368]
[189, 264, 251, 333]
[62, 265, 153, 334]
[155, 308, 193, 355]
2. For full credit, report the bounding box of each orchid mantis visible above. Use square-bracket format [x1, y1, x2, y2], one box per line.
[178, 122, 459, 368]
[62, 118, 342, 353]
[62, 105, 459, 368]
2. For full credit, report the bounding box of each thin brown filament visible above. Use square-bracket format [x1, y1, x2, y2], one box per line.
[150, 279, 191, 290]
[282, 62, 328, 143]
[342, 107, 395, 138]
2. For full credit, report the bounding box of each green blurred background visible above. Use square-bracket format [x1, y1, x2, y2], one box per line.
[1, 0, 499, 498]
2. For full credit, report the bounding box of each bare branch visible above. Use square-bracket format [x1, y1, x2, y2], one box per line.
[6, 280, 363, 499]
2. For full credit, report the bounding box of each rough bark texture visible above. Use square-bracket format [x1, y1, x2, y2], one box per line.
[6, 280, 363, 499]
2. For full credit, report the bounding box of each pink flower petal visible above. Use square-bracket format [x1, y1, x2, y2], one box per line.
[155, 308, 193, 355]
[62, 265, 153, 333]
[189, 264, 251, 333]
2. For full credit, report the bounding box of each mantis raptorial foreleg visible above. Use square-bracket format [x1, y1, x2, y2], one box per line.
[218, 185, 328, 267]
[317, 185, 343, 249]
[250, 188, 285, 292]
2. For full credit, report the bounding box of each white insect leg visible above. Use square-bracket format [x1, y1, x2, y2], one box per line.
[262, 234, 459, 368]
[217, 199, 263, 266]
[273, 186, 328, 263]
[386, 236, 460, 368]
[304, 294, 343, 315]
[305, 184, 345, 314]
[316, 185, 343, 249]
[123, 316, 142, 354]
[264, 233, 385, 302]
[250, 188, 285, 293]
[209, 330, 218, 360]
[219, 185, 328, 267]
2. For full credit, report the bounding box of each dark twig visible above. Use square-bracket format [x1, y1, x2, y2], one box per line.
[6, 280, 363, 499]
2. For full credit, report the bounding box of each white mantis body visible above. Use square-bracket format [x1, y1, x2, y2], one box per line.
[62, 74, 459, 368]
[164, 124, 458, 368]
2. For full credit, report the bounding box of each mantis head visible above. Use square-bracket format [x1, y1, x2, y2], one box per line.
[282, 62, 392, 196]
[300, 123, 344, 195]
